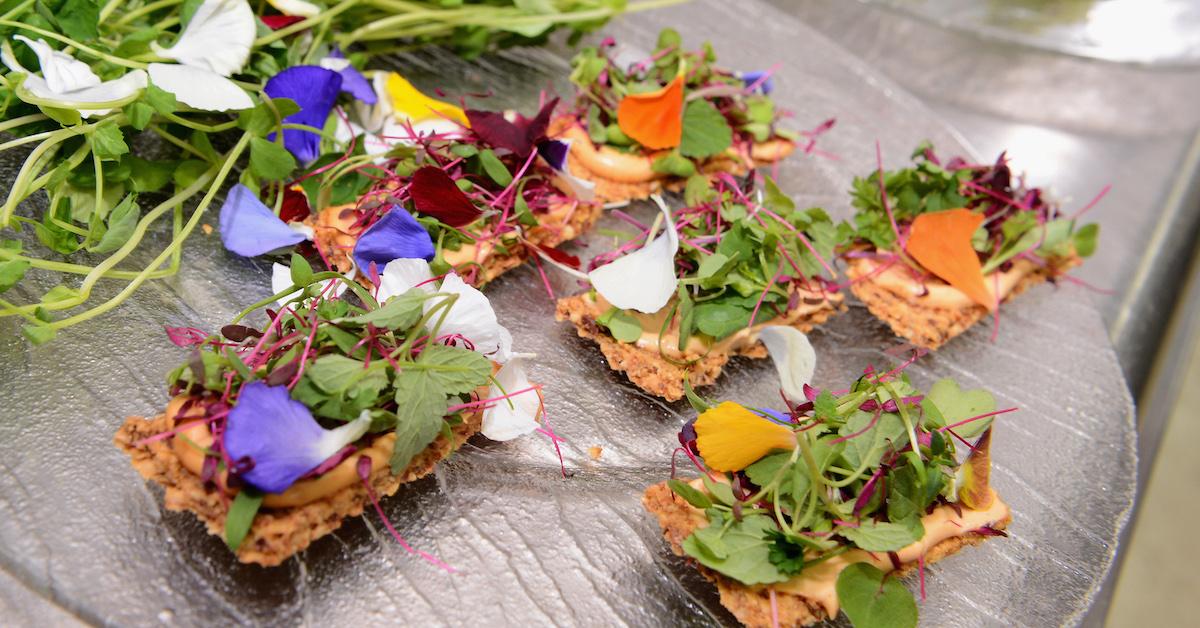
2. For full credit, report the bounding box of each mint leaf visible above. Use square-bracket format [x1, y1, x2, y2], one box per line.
[836, 563, 918, 628]
[0, 259, 30, 293]
[667, 479, 712, 510]
[91, 194, 139, 253]
[478, 149, 513, 187]
[418, 343, 492, 395]
[224, 489, 263, 551]
[679, 99, 733, 159]
[682, 514, 790, 585]
[596, 306, 643, 342]
[839, 519, 921, 552]
[249, 137, 297, 181]
[390, 370, 448, 472]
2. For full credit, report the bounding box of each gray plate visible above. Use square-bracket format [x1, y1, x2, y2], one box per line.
[0, 1, 1135, 626]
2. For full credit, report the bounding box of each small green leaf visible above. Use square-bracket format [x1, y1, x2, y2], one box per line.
[1074, 223, 1099, 257]
[22, 324, 56, 345]
[126, 156, 175, 193]
[92, 195, 139, 253]
[925, 378, 996, 439]
[682, 514, 789, 585]
[701, 475, 735, 506]
[224, 489, 264, 551]
[651, 151, 696, 177]
[123, 102, 154, 130]
[839, 519, 922, 552]
[694, 302, 750, 339]
[478, 149, 513, 187]
[679, 99, 733, 159]
[417, 343, 492, 395]
[667, 479, 712, 510]
[289, 252, 313, 286]
[836, 563, 918, 628]
[57, 0, 100, 42]
[0, 259, 31, 293]
[390, 370, 448, 472]
[342, 288, 425, 329]
[90, 123, 129, 160]
[39, 105, 80, 126]
[596, 306, 642, 343]
[143, 84, 177, 115]
[249, 137, 298, 181]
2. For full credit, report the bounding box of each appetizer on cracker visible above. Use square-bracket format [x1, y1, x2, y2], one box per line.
[219, 72, 602, 287]
[549, 29, 807, 203]
[844, 143, 1100, 349]
[645, 352, 1011, 628]
[116, 257, 543, 567]
[556, 177, 847, 401]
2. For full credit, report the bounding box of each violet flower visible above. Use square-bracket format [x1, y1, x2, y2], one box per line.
[740, 70, 775, 95]
[218, 184, 308, 256]
[320, 48, 376, 104]
[352, 208, 436, 272]
[225, 382, 370, 494]
[536, 139, 596, 201]
[264, 66, 343, 164]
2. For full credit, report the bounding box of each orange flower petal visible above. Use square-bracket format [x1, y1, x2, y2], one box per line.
[905, 209, 994, 310]
[695, 401, 796, 472]
[616, 74, 684, 150]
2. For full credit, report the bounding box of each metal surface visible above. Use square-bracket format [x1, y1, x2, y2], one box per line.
[0, 1, 1137, 625]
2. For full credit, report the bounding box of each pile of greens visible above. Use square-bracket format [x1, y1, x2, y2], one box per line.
[165, 255, 494, 548]
[0, 0, 676, 343]
[849, 142, 1099, 273]
[594, 176, 849, 352]
[669, 371, 1005, 628]
[567, 27, 794, 177]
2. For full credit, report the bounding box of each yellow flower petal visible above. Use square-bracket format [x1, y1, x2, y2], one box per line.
[384, 72, 468, 127]
[695, 402, 796, 472]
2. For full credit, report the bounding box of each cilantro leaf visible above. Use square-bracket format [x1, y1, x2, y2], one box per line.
[836, 563, 918, 628]
[766, 530, 806, 577]
[679, 99, 733, 158]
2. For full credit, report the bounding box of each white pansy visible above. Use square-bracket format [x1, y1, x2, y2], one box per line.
[148, 63, 253, 111]
[481, 357, 542, 441]
[151, 0, 255, 76]
[2, 37, 146, 117]
[758, 326, 816, 403]
[588, 196, 679, 314]
[377, 258, 435, 298]
[265, 0, 320, 18]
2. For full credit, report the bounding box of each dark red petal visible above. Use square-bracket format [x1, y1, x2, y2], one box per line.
[465, 109, 528, 155]
[278, 186, 311, 223]
[536, 243, 580, 269]
[261, 15, 306, 30]
[408, 166, 481, 228]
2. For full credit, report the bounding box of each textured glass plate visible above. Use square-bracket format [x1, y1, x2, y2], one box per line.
[0, 1, 1135, 625]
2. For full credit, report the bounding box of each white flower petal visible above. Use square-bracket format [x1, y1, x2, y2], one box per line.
[16, 70, 146, 117]
[588, 197, 679, 314]
[354, 73, 392, 134]
[318, 57, 351, 72]
[265, 0, 320, 18]
[271, 262, 346, 306]
[13, 35, 99, 93]
[313, 411, 372, 459]
[376, 258, 434, 303]
[151, 0, 254, 76]
[431, 273, 509, 361]
[481, 358, 542, 441]
[758, 326, 816, 403]
[148, 63, 253, 111]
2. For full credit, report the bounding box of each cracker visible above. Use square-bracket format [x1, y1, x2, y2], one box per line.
[846, 257, 1080, 350]
[114, 410, 481, 567]
[555, 294, 842, 401]
[642, 482, 1011, 628]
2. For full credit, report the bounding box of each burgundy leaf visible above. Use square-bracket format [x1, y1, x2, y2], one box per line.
[221, 324, 264, 342]
[465, 97, 559, 157]
[266, 359, 300, 386]
[409, 166, 481, 228]
[536, 243, 581, 269]
[165, 326, 208, 347]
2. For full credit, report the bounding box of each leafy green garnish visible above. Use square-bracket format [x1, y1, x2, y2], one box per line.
[836, 564, 918, 628]
[225, 489, 264, 552]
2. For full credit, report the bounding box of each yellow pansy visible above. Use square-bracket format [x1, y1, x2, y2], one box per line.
[384, 72, 468, 127]
[695, 402, 796, 472]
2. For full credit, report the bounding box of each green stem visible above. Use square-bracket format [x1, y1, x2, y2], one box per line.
[113, 0, 181, 26]
[0, 0, 32, 21]
[255, 0, 361, 47]
[0, 113, 48, 134]
[0, 20, 148, 69]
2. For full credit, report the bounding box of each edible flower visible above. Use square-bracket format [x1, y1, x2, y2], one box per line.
[615, 74, 684, 149]
[146, 0, 256, 111]
[1, 36, 147, 116]
[351, 208, 436, 273]
[738, 70, 775, 95]
[757, 326, 816, 403]
[264, 66, 344, 164]
[218, 183, 308, 256]
[465, 97, 557, 157]
[694, 401, 796, 472]
[384, 72, 468, 136]
[904, 208, 994, 310]
[264, 0, 320, 18]
[588, 197, 679, 313]
[224, 381, 371, 494]
[319, 48, 376, 104]
[536, 139, 596, 201]
[408, 166, 482, 227]
[481, 357, 542, 440]
[376, 259, 512, 363]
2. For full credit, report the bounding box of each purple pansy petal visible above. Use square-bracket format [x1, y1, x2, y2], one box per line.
[218, 184, 307, 256]
[740, 70, 774, 95]
[324, 48, 377, 104]
[264, 66, 343, 164]
[225, 382, 370, 494]
[537, 139, 570, 171]
[352, 207, 436, 271]
[753, 407, 793, 426]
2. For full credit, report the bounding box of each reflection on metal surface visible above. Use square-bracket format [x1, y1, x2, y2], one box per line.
[0, 0, 1136, 625]
[869, 0, 1200, 65]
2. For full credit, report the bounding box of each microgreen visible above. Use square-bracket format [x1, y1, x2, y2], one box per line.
[669, 362, 1011, 628]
